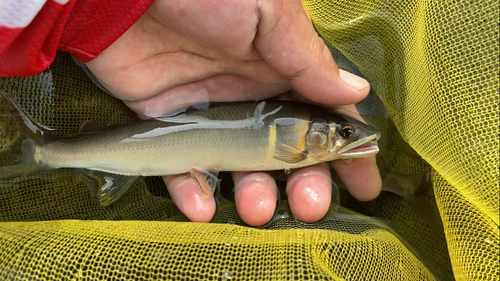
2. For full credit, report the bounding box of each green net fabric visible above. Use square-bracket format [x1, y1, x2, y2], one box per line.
[0, 0, 498, 280]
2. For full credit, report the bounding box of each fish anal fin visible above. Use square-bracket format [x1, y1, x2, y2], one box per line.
[189, 168, 220, 198]
[78, 121, 106, 134]
[90, 170, 139, 206]
[273, 144, 308, 164]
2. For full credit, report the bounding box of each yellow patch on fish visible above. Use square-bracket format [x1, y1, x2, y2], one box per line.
[268, 124, 277, 156]
[297, 131, 307, 151]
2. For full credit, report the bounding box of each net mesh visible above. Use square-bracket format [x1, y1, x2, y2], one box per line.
[0, 0, 498, 280]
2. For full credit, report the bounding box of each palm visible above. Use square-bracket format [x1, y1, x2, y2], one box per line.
[86, 1, 291, 116]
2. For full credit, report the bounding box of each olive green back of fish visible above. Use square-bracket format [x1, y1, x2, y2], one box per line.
[37, 102, 318, 176]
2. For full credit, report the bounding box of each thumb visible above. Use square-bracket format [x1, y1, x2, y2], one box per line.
[254, 0, 370, 106]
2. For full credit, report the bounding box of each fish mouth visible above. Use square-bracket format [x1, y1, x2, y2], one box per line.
[337, 134, 380, 158]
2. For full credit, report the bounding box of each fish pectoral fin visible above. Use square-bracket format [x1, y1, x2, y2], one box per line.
[78, 121, 106, 134]
[273, 144, 308, 163]
[189, 168, 220, 198]
[90, 171, 139, 206]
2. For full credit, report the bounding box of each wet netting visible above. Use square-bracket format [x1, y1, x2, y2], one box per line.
[0, 0, 498, 280]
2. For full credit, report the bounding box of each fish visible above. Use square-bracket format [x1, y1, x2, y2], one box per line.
[0, 90, 380, 206]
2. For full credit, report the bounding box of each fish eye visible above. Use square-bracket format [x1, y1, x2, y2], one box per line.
[340, 126, 353, 138]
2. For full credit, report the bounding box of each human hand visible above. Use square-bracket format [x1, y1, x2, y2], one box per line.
[85, 0, 382, 226]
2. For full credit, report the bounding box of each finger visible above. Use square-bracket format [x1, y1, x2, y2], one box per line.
[331, 156, 382, 201]
[255, 0, 370, 106]
[286, 163, 332, 223]
[124, 74, 290, 118]
[162, 174, 216, 222]
[232, 171, 278, 227]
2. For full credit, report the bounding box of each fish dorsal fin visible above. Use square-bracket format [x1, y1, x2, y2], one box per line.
[78, 121, 106, 134]
[89, 170, 139, 206]
[273, 144, 308, 163]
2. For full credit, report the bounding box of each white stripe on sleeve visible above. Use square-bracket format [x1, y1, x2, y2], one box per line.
[0, 0, 47, 28]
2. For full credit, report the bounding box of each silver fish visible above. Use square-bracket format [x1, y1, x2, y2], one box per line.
[0, 91, 380, 206]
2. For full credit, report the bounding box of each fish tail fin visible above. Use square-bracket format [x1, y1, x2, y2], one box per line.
[0, 139, 42, 179]
[0, 90, 45, 179]
[0, 89, 45, 137]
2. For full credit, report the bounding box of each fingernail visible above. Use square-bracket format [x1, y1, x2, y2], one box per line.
[233, 172, 275, 193]
[339, 69, 369, 90]
[286, 170, 331, 190]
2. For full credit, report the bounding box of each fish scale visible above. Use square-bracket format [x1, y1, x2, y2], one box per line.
[1, 97, 380, 181]
[0, 98, 376, 176]
[0, 93, 380, 206]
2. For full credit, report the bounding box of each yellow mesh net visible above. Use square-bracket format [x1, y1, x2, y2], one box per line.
[0, 0, 498, 280]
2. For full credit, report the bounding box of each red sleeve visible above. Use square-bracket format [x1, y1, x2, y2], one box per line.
[0, 0, 155, 77]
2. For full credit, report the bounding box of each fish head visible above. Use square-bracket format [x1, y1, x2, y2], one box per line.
[305, 116, 380, 161]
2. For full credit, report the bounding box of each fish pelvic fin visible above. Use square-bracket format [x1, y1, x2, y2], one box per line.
[189, 168, 221, 198]
[0, 138, 42, 179]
